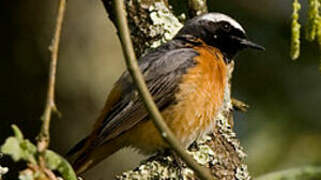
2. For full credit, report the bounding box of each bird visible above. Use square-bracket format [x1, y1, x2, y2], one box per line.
[67, 12, 264, 175]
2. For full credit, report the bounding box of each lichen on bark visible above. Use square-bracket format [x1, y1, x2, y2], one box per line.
[103, 0, 183, 57]
[102, 0, 250, 179]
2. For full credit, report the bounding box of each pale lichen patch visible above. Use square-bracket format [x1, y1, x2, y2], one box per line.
[236, 164, 251, 180]
[148, 2, 183, 48]
[116, 156, 179, 179]
[188, 144, 215, 165]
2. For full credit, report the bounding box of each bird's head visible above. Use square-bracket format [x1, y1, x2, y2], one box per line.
[175, 12, 264, 61]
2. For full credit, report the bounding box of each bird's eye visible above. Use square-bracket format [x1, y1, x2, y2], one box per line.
[223, 23, 231, 31]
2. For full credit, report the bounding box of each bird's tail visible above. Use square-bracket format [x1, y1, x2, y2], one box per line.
[66, 137, 123, 175]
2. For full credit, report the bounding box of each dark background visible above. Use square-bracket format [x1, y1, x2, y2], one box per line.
[1, 0, 320, 179]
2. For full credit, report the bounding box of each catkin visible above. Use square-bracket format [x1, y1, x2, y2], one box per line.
[306, 0, 320, 41]
[290, 0, 301, 60]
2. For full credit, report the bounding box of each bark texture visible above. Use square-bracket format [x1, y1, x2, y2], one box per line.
[102, 0, 250, 179]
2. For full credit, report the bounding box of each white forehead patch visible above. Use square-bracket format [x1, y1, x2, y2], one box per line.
[200, 13, 245, 33]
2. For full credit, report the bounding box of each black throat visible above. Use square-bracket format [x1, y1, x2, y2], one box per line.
[174, 34, 234, 64]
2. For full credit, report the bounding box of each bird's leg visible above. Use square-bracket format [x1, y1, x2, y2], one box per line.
[171, 151, 186, 180]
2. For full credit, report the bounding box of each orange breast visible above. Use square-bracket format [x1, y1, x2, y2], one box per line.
[125, 46, 228, 154]
[164, 46, 228, 146]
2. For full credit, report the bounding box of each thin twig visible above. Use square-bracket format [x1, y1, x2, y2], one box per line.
[232, 98, 249, 112]
[37, 0, 66, 153]
[112, 1, 214, 180]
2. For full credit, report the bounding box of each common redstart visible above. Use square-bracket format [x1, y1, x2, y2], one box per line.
[67, 12, 264, 174]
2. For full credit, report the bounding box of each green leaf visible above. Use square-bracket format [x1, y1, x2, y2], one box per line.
[1, 137, 37, 165]
[1, 125, 37, 164]
[12, 124, 24, 141]
[45, 150, 77, 180]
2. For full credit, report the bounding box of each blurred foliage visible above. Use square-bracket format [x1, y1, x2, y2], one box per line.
[0, 0, 321, 180]
[1, 125, 76, 180]
[255, 166, 321, 180]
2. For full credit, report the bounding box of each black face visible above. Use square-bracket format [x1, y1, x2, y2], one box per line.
[175, 13, 264, 61]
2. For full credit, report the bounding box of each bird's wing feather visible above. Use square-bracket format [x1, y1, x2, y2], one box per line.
[91, 47, 198, 145]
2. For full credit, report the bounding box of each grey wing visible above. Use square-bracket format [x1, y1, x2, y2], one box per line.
[95, 48, 198, 144]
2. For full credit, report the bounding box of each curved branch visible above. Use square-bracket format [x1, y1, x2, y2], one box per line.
[112, 0, 214, 180]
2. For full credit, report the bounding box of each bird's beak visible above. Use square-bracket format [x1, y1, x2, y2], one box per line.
[232, 36, 265, 51]
[239, 39, 265, 50]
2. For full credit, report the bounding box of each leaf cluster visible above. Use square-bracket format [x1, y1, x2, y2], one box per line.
[0, 125, 77, 180]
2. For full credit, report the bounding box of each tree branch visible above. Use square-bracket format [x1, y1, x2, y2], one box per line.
[37, 0, 66, 154]
[112, 0, 213, 179]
